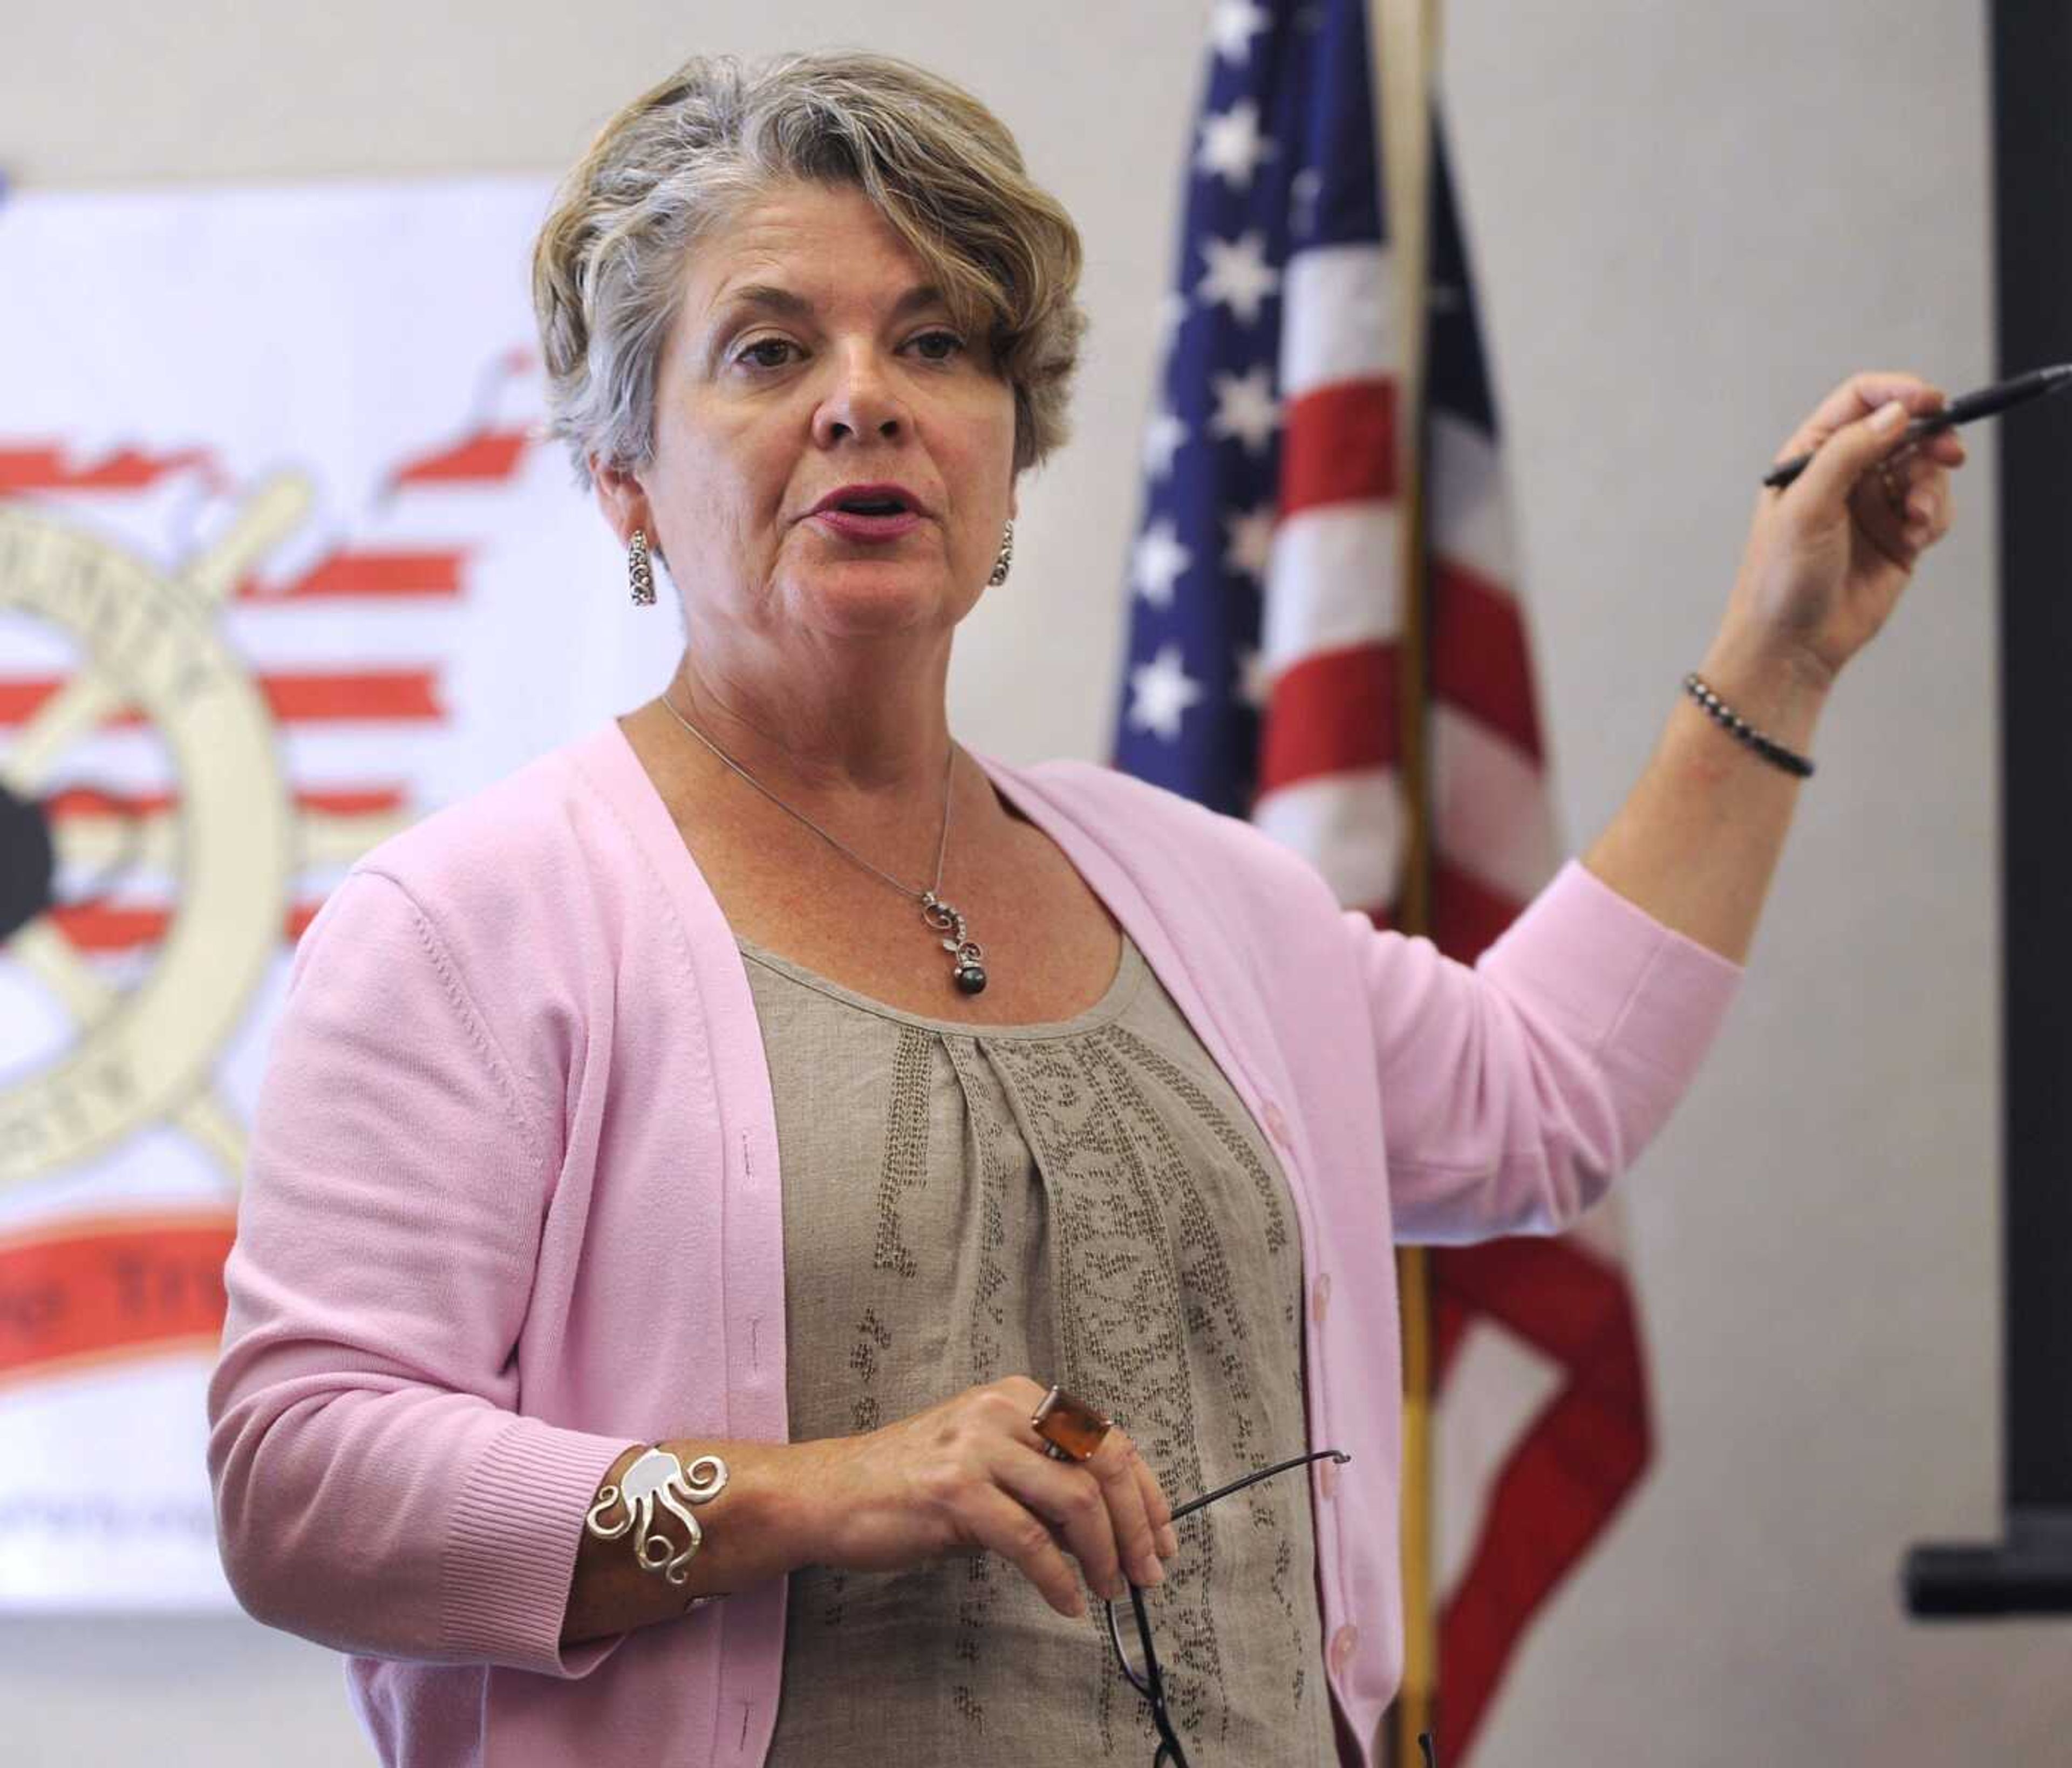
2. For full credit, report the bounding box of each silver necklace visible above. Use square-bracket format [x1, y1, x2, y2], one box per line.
[656, 690, 989, 996]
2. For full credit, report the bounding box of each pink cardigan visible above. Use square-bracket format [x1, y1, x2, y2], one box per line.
[208, 719, 1738, 1766]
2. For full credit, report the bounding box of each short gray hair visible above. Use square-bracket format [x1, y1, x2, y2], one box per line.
[532, 51, 1087, 487]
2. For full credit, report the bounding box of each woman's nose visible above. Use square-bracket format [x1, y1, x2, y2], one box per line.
[813, 349, 908, 446]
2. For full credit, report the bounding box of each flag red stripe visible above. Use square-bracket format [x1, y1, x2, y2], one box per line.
[391, 432, 529, 486]
[242, 550, 467, 599]
[48, 906, 171, 950]
[1429, 557, 1544, 762]
[1434, 1235, 1634, 1364]
[263, 673, 442, 719]
[294, 787, 409, 815]
[1434, 1239, 1652, 1760]
[0, 445, 214, 493]
[46, 786, 406, 818]
[0, 673, 440, 725]
[1, 682, 81, 723]
[50, 901, 331, 952]
[1439, 1360, 1651, 1759]
[1278, 380, 1399, 517]
[1428, 857, 1525, 966]
[1256, 642, 1400, 793]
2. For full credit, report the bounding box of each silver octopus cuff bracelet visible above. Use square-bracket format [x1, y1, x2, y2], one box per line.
[583, 1445, 730, 1587]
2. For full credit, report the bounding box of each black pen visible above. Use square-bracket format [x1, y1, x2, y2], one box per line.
[1762, 363, 2072, 489]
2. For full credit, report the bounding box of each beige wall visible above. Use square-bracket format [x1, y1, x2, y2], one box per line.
[6, 2, 2061, 1763]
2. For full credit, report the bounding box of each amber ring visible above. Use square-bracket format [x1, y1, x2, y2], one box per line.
[1031, 1384, 1113, 1462]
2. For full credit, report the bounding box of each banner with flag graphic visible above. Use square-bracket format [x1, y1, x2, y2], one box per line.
[1114, 2, 1655, 1759]
[0, 178, 642, 1607]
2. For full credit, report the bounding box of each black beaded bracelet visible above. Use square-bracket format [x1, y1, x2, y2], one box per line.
[1681, 672, 1815, 779]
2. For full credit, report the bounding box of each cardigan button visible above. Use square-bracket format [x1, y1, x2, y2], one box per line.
[1262, 1099, 1291, 1147]
[1330, 1623, 1360, 1673]
[1310, 1273, 1332, 1324]
[1319, 1457, 1341, 1499]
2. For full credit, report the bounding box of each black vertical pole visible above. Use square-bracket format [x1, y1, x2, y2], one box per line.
[1903, 0, 2072, 1617]
[1996, 0, 2072, 1535]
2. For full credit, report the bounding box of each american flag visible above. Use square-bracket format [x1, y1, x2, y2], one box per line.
[1114, 2, 1654, 1759]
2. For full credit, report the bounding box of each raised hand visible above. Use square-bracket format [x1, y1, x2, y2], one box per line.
[1722, 370, 1966, 691]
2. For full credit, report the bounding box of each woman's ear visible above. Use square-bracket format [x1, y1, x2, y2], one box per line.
[592, 458, 652, 550]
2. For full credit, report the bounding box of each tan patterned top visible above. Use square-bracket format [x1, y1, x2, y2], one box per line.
[744, 935, 1337, 1766]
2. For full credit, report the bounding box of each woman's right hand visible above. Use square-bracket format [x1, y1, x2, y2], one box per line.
[786, 1375, 1179, 1617]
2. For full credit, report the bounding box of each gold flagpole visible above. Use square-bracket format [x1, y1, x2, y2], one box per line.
[1372, 0, 1440, 1760]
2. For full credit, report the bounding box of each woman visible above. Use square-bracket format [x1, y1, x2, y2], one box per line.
[207, 50, 1962, 1768]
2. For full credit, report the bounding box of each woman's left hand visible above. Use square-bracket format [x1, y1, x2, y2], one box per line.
[1583, 371, 1967, 964]
[1717, 371, 1965, 692]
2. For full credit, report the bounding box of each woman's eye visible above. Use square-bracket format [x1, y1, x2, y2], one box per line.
[737, 338, 797, 370]
[909, 330, 965, 363]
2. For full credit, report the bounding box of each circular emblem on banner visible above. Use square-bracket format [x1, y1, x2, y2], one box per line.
[0, 494, 304, 1190]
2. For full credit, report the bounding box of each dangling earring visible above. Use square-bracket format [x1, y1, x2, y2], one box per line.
[629, 528, 656, 606]
[986, 519, 1015, 588]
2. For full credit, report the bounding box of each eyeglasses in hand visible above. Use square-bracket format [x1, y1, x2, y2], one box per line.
[1103, 1447, 1439, 1768]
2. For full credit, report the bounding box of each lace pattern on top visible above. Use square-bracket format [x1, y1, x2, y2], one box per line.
[745, 936, 1333, 1766]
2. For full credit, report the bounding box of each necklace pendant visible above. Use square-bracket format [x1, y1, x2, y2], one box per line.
[922, 892, 989, 996]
